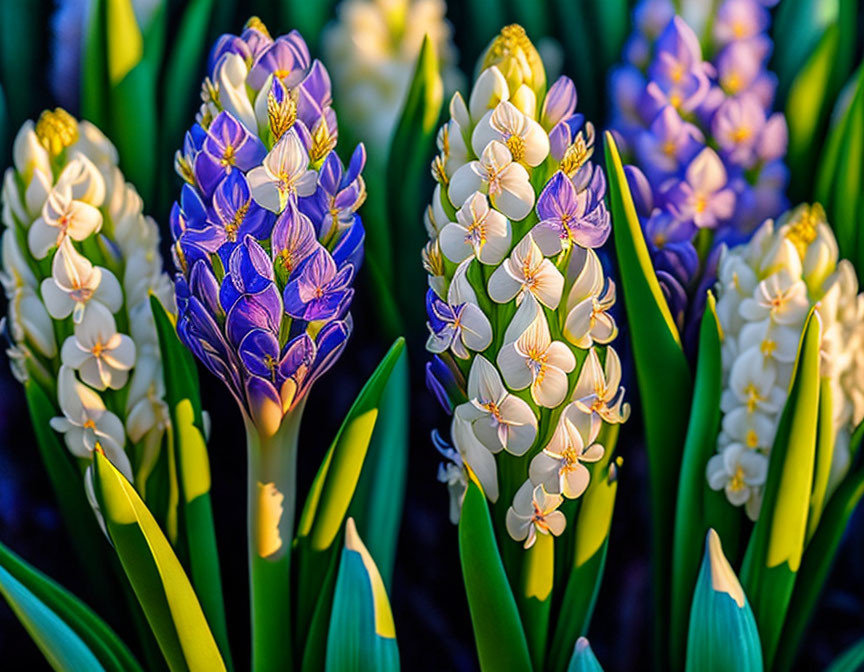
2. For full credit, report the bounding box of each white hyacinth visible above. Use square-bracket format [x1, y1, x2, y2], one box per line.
[423, 26, 628, 544]
[1, 109, 175, 487]
[710, 204, 864, 519]
[323, 0, 461, 154]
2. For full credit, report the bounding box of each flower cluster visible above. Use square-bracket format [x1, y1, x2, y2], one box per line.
[1, 109, 174, 484]
[609, 0, 789, 333]
[323, 0, 461, 154]
[424, 25, 629, 548]
[709, 205, 864, 519]
[170, 18, 365, 437]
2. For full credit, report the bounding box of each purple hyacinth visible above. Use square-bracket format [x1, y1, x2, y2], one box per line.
[608, 0, 789, 342]
[171, 19, 364, 436]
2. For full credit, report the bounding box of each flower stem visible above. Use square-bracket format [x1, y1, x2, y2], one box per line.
[246, 402, 305, 672]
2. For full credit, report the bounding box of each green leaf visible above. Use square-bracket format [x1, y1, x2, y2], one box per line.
[807, 377, 836, 541]
[741, 310, 821, 670]
[0, 564, 105, 672]
[161, 0, 214, 182]
[670, 293, 736, 671]
[295, 339, 406, 645]
[685, 531, 762, 672]
[784, 25, 841, 197]
[0, 539, 143, 672]
[549, 427, 620, 672]
[92, 451, 226, 672]
[0, 0, 40, 126]
[774, 456, 864, 672]
[325, 518, 399, 672]
[518, 532, 553, 670]
[279, 0, 334, 43]
[826, 636, 864, 672]
[386, 36, 444, 335]
[567, 637, 604, 672]
[150, 294, 229, 658]
[82, 0, 109, 127]
[606, 130, 693, 665]
[23, 380, 120, 610]
[347, 343, 409, 587]
[816, 63, 864, 277]
[459, 480, 532, 672]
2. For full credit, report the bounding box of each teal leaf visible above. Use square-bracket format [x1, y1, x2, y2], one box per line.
[568, 637, 605, 672]
[0, 539, 142, 672]
[685, 530, 762, 672]
[325, 518, 399, 672]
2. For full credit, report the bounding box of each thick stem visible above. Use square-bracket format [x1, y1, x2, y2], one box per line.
[246, 401, 305, 672]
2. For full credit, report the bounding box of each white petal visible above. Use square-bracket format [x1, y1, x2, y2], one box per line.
[28, 218, 60, 259]
[448, 162, 484, 209]
[41, 278, 74, 319]
[533, 365, 570, 408]
[469, 66, 509, 121]
[459, 303, 492, 352]
[497, 342, 532, 390]
[544, 510, 567, 536]
[562, 464, 591, 499]
[248, 167, 282, 213]
[492, 163, 535, 221]
[216, 53, 258, 132]
[439, 223, 473, 263]
[487, 263, 522, 303]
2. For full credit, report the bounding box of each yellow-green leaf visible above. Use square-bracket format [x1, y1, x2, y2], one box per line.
[92, 451, 226, 672]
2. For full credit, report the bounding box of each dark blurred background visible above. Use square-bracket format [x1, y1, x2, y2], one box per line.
[0, 0, 862, 670]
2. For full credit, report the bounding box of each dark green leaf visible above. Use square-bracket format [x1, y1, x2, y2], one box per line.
[670, 294, 735, 671]
[606, 131, 693, 664]
[348, 343, 409, 587]
[459, 480, 532, 672]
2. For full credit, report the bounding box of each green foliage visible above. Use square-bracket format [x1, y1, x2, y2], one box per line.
[459, 480, 533, 672]
[816, 62, 864, 284]
[92, 451, 226, 672]
[0, 539, 142, 672]
[150, 296, 231, 668]
[606, 130, 693, 664]
[741, 311, 821, 670]
[295, 339, 408, 663]
[670, 294, 738, 671]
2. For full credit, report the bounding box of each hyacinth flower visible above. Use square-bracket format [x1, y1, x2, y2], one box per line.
[654, 200, 864, 671]
[710, 204, 864, 519]
[0, 108, 174, 509]
[171, 18, 404, 670]
[0, 108, 239, 666]
[609, 0, 789, 339]
[425, 25, 628, 671]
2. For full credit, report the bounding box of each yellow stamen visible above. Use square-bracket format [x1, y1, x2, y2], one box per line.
[745, 430, 759, 448]
[728, 465, 746, 492]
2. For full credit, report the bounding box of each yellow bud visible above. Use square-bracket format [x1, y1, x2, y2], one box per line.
[245, 16, 271, 39]
[35, 108, 78, 157]
[481, 24, 546, 102]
